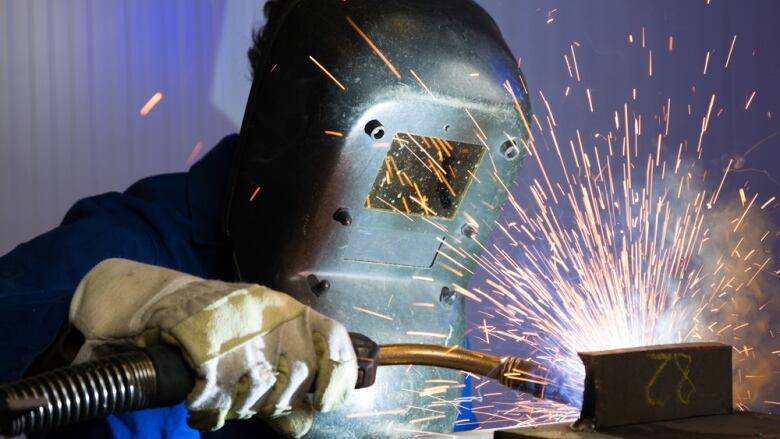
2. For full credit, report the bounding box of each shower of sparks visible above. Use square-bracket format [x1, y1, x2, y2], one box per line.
[139, 92, 163, 116]
[309, 56, 347, 91]
[346, 16, 402, 79]
[451, 77, 780, 425]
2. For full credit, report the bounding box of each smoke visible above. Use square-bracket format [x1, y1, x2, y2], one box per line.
[692, 197, 780, 411]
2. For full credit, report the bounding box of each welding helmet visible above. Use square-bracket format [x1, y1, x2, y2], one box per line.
[226, 0, 531, 435]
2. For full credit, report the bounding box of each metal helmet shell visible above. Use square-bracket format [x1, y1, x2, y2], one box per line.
[226, 0, 531, 434]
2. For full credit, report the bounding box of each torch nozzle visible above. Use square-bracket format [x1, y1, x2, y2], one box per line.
[377, 344, 573, 405]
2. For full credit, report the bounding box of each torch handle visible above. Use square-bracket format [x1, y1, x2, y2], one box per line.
[0, 333, 563, 436]
[0, 334, 380, 437]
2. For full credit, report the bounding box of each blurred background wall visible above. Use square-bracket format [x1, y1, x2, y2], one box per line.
[1, 0, 778, 255]
[0, 0, 263, 255]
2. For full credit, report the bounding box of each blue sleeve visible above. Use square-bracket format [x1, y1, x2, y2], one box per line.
[1, 137, 238, 438]
[0, 182, 183, 382]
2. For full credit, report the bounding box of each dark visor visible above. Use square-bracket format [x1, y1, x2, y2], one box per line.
[365, 133, 485, 219]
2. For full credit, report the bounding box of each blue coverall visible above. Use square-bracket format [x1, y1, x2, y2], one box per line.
[0, 135, 476, 437]
[0, 135, 264, 437]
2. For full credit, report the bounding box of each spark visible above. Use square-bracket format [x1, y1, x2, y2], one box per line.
[745, 91, 757, 110]
[410, 69, 435, 98]
[648, 50, 653, 77]
[546, 9, 558, 25]
[725, 35, 737, 68]
[733, 193, 757, 232]
[746, 258, 771, 287]
[406, 331, 448, 339]
[564, 55, 573, 78]
[481, 319, 492, 344]
[539, 91, 557, 126]
[346, 409, 407, 419]
[139, 92, 163, 116]
[585, 89, 594, 113]
[668, 35, 674, 51]
[413, 302, 436, 308]
[309, 56, 346, 91]
[409, 414, 447, 424]
[419, 387, 450, 397]
[709, 159, 732, 207]
[570, 45, 581, 82]
[186, 142, 203, 165]
[452, 283, 483, 302]
[353, 306, 394, 321]
[703, 51, 711, 75]
[248, 187, 261, 202]
[324, 130, 343, 137]
[346, 16, 401, 79]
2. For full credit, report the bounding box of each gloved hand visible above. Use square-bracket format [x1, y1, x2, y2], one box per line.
[69, 258, 357, 438]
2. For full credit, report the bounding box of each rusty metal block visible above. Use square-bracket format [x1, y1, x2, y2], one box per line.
[577, 342, 732, 428]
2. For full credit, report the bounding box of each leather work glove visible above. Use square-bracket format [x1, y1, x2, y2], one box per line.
[69, 258, 357, 437]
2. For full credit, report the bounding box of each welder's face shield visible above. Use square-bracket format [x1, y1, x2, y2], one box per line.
[226, 0, 531, 434]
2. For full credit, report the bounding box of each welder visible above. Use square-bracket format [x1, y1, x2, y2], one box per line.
[0, 0, 531, 437]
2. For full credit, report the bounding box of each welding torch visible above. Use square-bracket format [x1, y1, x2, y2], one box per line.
[0, 333, 565, 436]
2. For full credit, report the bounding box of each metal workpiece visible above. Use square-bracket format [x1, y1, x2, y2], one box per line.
[577, 343, 732, 428]
[493, 343, 780, 438]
